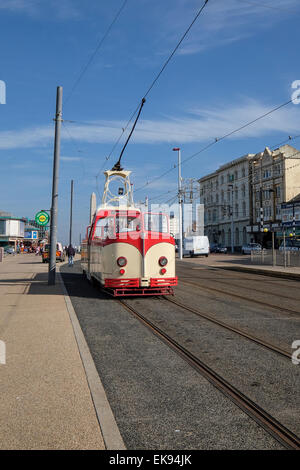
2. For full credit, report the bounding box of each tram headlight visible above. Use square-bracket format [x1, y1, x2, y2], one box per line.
[117, 256, 127, 267]
[159, 256, 168, 267]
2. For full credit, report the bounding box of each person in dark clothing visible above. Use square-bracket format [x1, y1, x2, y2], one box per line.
[67, 244, 75, 267]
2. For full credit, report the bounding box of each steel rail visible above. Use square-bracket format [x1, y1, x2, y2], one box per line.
[179, 278, 300, 316]
[119, 299, 300, 450]
[162, 296, 292, 360]
[181, 270, 300, 303]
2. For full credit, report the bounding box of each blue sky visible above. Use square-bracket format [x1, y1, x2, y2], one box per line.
[1, 0, 300, 244]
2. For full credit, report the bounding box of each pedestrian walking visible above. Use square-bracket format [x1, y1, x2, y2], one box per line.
[67, 244, 75, 267]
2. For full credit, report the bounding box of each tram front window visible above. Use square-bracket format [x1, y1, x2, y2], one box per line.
[116, 215, 141, 233]
[143, 213, 169, 234]
[94, 216, 115, 239]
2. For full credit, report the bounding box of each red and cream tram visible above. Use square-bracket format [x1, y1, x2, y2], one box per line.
[81, 170, 177, 296]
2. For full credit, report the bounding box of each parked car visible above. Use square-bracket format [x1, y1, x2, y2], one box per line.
[241, 243, 262, 255]
[42, 242, 66, 263]
[210, 243, 227, 254]
[4, 247, 15, 254]
[183, 236, 210, 257]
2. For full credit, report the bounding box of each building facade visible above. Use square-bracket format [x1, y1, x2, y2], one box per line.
[0, 212, 26, 248]
[199, 154, 254, 249]
[249, 144, 300, 242]
[198, 144, 300, 249]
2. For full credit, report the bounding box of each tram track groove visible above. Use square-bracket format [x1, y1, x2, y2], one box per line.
[161, 296, 292, 360]
[178, 263, 300, 291]
[184, 274, 300, 303]
[118, 299, 300, 450]
[178, 278, 300, 316]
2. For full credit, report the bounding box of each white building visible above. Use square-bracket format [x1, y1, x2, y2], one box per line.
[0, 212, 26, 248]
[199, 154, 254, 248]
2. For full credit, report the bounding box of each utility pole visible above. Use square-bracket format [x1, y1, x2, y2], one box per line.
[173, 147, 183, 260]
[69, 179, 74, 246]
[48, 86, 63, 285]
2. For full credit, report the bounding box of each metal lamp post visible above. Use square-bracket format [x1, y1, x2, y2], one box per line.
[173, 147, 183, 260]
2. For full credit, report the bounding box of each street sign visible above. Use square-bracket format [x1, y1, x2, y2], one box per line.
[35, 211, 50, 226]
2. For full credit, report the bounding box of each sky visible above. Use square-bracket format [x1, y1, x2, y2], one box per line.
[1, 0, 300, 244]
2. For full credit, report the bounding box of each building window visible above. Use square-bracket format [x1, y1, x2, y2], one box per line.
[263, 169, 271, 179]
[235, 203, 239, 218]
[221, 191, 224, 202]
[274, 163, 281, 176]
[276, 205, 281, 217]
[235, 170, 238, 180]
[242, 184, 246, 198]
[242, 201, 246, 217]
[275, 185, 281, 198]
[242, 167, 245, 178]
[235, 188, 238, 200]
[263, 206, 271, 219]
[221, 175, 224, 184]
[235, 227, 239, 245]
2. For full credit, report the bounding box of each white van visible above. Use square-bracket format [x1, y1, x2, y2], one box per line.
[183, 236, 210, 257]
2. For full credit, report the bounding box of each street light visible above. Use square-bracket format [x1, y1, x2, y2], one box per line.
[173, 147, 183, 260]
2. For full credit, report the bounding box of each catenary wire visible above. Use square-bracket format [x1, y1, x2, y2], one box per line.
[134, 97, 298, 193]
[64, 0, 129, 106]
[95, 0, 210, 173]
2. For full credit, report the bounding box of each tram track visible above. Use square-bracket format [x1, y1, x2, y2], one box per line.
[178, 278, 300, 316]
[161, 296, 292, 360]
[186, 273, 300, 303]
[118, 298, 300, 450]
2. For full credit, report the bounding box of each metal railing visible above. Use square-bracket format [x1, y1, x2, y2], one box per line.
[250, 249, 300, 268]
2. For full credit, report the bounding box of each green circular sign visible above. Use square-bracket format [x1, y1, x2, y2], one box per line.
[35, 211, 50, 226]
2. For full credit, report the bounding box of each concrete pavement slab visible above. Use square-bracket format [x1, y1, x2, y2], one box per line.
[0, 254, 105, 449]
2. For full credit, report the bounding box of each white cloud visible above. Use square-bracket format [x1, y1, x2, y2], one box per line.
[157, 0, 300, 55]
[61, 156, 82, 161]
[1, 98, 300, 149]
[0, 0, 80, 19]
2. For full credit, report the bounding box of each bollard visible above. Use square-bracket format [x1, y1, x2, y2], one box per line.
[0, 247, 3, 262]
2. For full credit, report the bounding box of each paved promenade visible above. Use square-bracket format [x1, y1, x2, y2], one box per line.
[0, 254, 105, 450]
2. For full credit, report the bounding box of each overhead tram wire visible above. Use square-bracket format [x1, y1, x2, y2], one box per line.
[134, 97, 298, 193]
[95, 0, 210, 173]
[64, 0, 129, 107]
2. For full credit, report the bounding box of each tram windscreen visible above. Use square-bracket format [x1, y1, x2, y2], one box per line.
[94, 216, 114, 238]
[143, 213, 169, 233]
[115, 214, 141, 233]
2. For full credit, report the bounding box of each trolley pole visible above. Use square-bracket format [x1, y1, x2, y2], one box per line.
[173, 148, 183, 259]
[48, 86, 63, 285]
[69, 179, 74, 246]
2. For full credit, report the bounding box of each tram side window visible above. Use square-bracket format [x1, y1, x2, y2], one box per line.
[94, 216, 115, 239]
[144, 213, 169, 233]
